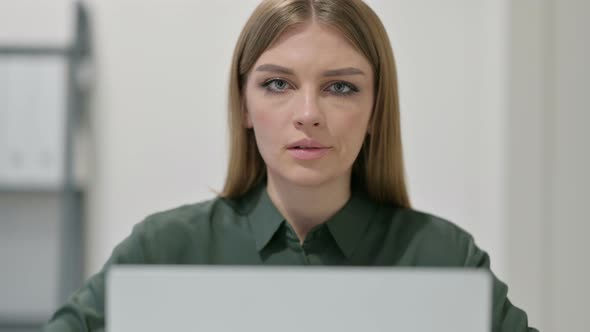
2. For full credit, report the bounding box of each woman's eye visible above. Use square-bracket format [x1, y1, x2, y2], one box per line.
[262, 79, 291, 93]
[326, 81, 358, 96]
[261, 79, 358, 96]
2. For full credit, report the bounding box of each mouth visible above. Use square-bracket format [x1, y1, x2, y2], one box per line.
[286, 138, 330, 150]
[287, 146, 329, 150]
[286, 146, 332, 160]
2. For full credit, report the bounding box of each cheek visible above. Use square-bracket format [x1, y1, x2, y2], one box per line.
[246, 85, 286, 129]
[247, 95, 293, 143]
[343, 114, 370, 144]
[328, 89, 373, 131]
[251, 109, 275, 127]
[250, 110, 282, 147]
[247, 103, 287, 160]
[330, 107, 372, 159]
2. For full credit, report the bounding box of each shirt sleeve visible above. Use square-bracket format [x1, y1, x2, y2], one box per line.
[463, 234, 540, 332]
[42, 222, 148, 332]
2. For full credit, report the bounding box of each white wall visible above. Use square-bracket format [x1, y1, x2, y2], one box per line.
[80, 1, 590, 330]
[547, 0, 590, 330]
[505, 0, 546, 329]
[505, 1, 590, 330]
[0, 0, 74, 47]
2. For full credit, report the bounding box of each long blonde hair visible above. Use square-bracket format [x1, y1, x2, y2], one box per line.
[220, 0, 411, 208]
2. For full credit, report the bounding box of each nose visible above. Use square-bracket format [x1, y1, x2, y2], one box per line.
[293, 88, 323, 129]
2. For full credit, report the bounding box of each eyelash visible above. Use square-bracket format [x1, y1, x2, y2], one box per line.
[260, 78, 359, 97]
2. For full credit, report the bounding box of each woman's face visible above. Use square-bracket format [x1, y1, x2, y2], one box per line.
[244, 22, 374, 188]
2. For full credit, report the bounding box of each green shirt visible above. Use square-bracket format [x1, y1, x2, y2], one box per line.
[43, 183, 538, 331]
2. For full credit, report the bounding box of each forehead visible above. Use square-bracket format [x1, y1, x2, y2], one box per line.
[254, 22, 372, 73]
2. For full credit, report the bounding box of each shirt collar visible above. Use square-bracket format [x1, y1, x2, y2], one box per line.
[325, 190, 377, 260]
[246, 183, 285, 252]
[245, 183, 378, 259]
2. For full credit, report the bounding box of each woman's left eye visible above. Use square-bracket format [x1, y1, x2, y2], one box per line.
[326, 81, 358, 96]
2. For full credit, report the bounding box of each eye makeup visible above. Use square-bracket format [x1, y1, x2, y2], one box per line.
[259, 78, 360, 97]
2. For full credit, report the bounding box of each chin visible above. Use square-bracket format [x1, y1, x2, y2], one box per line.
[273, 165, 345, 188]
[288, 175, 331, 188]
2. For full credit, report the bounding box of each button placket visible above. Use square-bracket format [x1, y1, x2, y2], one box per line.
[302, 226, 323, 253]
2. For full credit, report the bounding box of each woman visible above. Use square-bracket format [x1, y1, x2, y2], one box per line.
[44, 0, 537, 331]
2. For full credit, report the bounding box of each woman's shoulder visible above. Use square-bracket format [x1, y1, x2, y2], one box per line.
[378, 205, 480, 266]
[118, 195, 243, 263]
[129, 196, 235, 245]
[138, 195, 240, 234]
[392, 207, 472, 241]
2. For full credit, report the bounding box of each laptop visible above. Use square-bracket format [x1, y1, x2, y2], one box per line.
[107, 266, 491, 332]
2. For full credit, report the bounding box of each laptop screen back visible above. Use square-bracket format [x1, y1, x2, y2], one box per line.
[107, 266, 491, 332]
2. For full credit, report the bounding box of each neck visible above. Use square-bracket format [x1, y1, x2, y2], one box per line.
[266, 172, 351, 243]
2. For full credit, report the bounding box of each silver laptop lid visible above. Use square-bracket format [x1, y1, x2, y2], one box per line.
[107, 266, 491, 332]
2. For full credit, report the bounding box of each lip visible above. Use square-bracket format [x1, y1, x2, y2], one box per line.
[286, 138, 332, 160]
[286, 138, 329, 149]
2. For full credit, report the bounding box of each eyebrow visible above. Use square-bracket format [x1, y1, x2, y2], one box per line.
[323, 67, 366, 77]
[254, 63, 366, 77]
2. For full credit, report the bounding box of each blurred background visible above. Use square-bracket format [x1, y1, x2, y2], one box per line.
[0, 0, 588, 331]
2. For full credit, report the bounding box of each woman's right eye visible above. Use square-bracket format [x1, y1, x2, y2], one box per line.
[261, 79, 291, 93]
